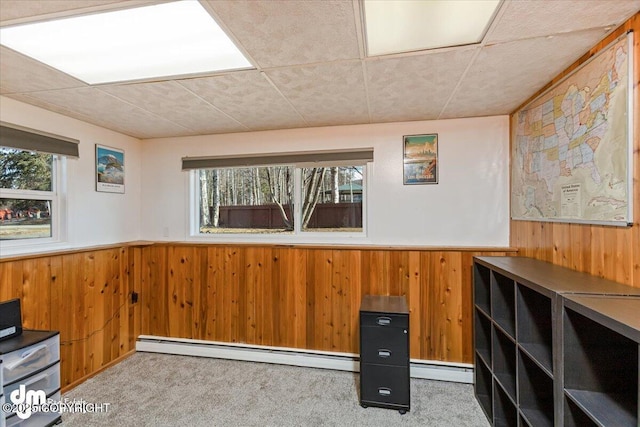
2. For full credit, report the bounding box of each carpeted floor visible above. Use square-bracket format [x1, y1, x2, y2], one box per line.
[61, 352, 490, 426]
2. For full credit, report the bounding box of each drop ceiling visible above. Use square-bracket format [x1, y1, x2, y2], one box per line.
[0, 0, 638, 140]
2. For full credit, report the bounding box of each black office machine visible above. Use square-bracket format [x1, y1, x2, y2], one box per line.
[0, 299, 22, 342]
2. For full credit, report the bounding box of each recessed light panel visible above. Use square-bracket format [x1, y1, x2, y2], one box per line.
[364, 0, 500, 56]
[0, 1, 252, 84]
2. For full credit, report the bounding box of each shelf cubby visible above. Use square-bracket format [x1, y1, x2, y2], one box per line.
[474, 309, 492, 367]
[516, 284, 553, 374]
[475, 354, 493, 422]
[491, 271, 515, 339]
[493, 380, 517, 427]
[474, 263, 491, 316]
[518, 349, 553, 427]
[564, 396, 597, 426]
[563, 306, 638, 427]
[492, 327, 516, 400]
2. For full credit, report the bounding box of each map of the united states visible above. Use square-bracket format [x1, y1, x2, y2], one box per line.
[512, 35, 630, 223]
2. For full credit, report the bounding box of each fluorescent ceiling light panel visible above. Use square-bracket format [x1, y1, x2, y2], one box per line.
[364, 0, 500, 56]
[0, 1, 252, 84]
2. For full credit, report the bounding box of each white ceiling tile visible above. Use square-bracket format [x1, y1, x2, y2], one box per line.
[0, 46, 86, 94]
[0, 0, 131, 23]
[11, 87, 192, 138]
[365, 48, 478, 123]
[98, 81, 247, 135]
[205, 0, 360, 68]
[3, 92, 89, 119]
[178, 71, 307, 131]
[441, 29, 613, 119]
[487, 0, 640, 43]
[266, 61, 369, 127]
[0, 0, 637, 138]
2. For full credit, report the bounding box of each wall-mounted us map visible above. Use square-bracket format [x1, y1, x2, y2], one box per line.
[512, 33, 632, 225]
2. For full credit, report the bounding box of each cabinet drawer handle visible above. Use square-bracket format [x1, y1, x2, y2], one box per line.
[376, 317, 391, 326]
[378, 387, 392, 396]
[378, 349, 391, 358]
[5, 344, 48, 371]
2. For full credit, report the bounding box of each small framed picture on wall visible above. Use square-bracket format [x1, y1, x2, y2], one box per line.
[95, 144, 125, 193]
[403, 134, 438, 184]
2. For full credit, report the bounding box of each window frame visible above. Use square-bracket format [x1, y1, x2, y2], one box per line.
[0, 150, 65, 248]
[188, 162, 368, 242]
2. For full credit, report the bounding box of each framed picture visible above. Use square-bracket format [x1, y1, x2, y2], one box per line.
[95, 144, 125, 193]
[403, 134, 438, 184]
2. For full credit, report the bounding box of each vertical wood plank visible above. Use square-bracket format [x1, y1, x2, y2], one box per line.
[346, 250, 361, 353]
[307, 249, 333, 351]
[226, 247, 241, 343]
[129, 247, 141, 349]
[421, 252, 435, 359]
[0, 259, 22, 302]
[21, 258, 50, 329]
[407, 251, 422, 359]
[82, 252, 97, 376]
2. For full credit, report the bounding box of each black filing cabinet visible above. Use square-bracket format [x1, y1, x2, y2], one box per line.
[359, 295, 410, 414]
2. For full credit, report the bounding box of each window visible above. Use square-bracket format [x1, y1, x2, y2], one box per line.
[0, 124, 77, 246]
[186, 150, 371, 237]
[198, 166, 294, 234]
[301, 166, 363, 232]
[0, 147, 55, 240]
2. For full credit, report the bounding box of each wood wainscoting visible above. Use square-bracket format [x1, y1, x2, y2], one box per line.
[0, 245, 143, 390]
[0, 243, 513, 389]
[139, 244, 514, 364]
[510, 13, 640, 289]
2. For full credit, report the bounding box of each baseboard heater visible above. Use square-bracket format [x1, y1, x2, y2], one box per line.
[136, 335, 473, 384]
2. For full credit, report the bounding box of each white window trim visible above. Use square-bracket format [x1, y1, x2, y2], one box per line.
[187, 163, 369, 244]
[0, 155, 67, 249]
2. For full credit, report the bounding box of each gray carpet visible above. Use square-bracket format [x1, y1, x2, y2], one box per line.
[61, 352, 490, 426]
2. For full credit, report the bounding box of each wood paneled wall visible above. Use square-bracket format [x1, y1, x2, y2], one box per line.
[0, 246, 141, 390]
[140, 244, 513, 364]
[0, 243, 512, 389]
[510, 14, 640, 288]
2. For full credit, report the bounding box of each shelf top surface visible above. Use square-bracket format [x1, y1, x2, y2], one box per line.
[474, 256, 640, 296]
[0, 329, 59, 354]
[564, 295, 640, 342]
[361, 295, 408, 314]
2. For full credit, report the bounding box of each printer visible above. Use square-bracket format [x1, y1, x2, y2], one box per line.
[0, 299, 22, 341]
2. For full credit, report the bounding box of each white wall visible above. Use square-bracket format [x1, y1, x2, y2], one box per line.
[141, 116, 510, 247]
[0, 97, 509, 250]
[0, 97, 142, 255]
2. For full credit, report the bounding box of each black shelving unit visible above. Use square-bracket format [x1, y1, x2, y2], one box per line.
[563, 296, 639, 427]
[473, 256, 640, 427]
